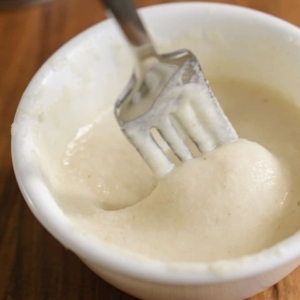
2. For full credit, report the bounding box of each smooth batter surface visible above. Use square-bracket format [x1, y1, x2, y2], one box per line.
[46, 78, 300, 262]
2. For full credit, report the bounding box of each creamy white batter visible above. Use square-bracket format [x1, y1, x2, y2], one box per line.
[41, 77, 300, 262]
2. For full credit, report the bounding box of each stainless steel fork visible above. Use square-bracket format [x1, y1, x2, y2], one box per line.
[102, 0, 238, 177]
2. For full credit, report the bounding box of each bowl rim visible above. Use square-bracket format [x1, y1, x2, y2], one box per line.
[12, 1, 300, 285]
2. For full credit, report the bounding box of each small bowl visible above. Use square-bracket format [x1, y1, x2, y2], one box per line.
[12, 3, 300, 300]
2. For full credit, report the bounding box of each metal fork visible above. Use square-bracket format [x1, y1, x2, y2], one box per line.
[102, 0, 238, 178]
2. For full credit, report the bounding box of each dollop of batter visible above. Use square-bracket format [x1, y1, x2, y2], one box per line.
[41, 78, 300, 262]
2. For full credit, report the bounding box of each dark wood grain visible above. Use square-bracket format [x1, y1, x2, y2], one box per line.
[1, 0, 300, 299]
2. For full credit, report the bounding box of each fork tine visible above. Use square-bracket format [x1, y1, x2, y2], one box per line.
[174, 101, 216, 152]
[189, 85, 238, 146]
[156, 118, 193, 162]
[123, 122, 174, 177]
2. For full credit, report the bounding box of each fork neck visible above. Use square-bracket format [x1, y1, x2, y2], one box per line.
[101, 0, 157, 59]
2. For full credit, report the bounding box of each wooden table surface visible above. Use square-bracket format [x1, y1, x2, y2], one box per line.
[1, 0, 300, 299]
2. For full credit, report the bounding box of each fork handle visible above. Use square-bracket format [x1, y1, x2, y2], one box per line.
[101, 0, 156, 56]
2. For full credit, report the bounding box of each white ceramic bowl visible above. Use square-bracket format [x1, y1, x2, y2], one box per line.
[12, 3, 300, 300]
